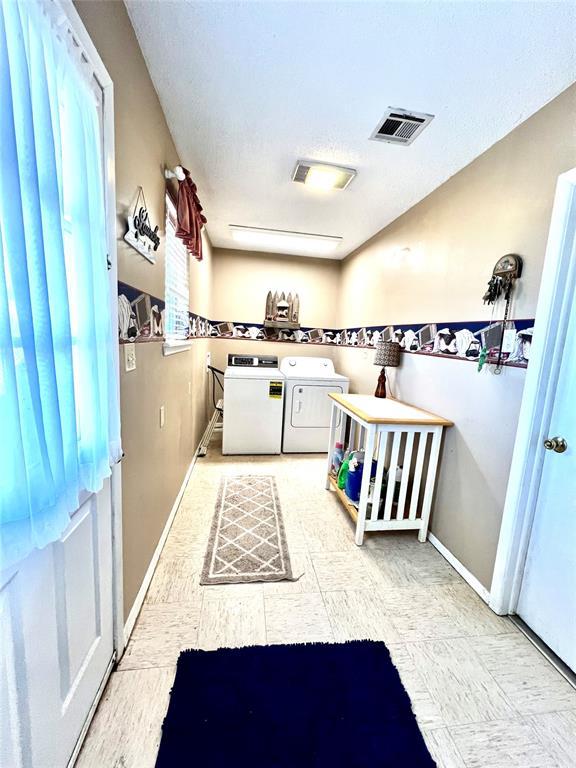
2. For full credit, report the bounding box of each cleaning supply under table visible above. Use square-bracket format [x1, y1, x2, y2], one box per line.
[345, 457, 378, 503]
[331, 442, 345, 474]
[337, 449, 351, 489]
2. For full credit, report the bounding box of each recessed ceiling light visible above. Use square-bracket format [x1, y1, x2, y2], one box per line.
[229, 225, 342, 257]
[292, 160, 356, 191]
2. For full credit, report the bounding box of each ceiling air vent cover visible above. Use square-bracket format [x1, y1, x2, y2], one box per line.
[370, 108, 434, 146]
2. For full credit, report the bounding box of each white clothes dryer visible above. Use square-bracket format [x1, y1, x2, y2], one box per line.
[280, 357, 349, 453]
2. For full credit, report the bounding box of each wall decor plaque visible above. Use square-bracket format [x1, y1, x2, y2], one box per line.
[124, 187, 161, 263]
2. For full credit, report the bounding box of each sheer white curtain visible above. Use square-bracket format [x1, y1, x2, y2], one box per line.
[0, 0, 121, 570]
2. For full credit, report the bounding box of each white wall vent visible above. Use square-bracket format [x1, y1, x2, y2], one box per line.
[370, 108, 434, 146]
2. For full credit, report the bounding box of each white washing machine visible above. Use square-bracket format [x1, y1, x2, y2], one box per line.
[280, 357, 349, 453]
[223, 354, 285, 455]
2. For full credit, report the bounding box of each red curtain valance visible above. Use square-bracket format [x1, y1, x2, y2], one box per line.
[176, 167, 207, 261]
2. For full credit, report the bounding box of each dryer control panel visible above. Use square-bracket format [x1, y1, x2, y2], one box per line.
[280, 357, 335, 375]
[228, 354, 279, 368]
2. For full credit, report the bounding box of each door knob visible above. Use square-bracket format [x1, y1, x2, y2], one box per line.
[543, 436, 567, 453]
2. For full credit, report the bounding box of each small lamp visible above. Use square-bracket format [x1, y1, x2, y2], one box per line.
[374, 341, 401, 398]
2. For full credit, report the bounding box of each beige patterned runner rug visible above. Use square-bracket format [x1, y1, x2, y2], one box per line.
[200, 475, 294, 585]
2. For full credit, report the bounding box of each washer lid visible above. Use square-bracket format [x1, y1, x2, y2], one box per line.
[224, 366, 284, 380]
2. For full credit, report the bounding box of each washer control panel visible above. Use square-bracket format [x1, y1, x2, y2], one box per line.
[228, 354, 279, 368]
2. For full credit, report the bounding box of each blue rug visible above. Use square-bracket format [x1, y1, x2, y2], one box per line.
[156, 641, 436, 767]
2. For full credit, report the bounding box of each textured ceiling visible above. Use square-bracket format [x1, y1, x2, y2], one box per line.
[126, 0, 576, 259]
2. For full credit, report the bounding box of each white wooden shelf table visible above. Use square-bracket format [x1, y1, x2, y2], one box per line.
[326, 393, 453, 545]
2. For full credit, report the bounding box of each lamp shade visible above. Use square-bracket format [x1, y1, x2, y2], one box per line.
[374, 341, 401, 367]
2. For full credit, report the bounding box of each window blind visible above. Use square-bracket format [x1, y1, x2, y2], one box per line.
[165, 197, 190, 342]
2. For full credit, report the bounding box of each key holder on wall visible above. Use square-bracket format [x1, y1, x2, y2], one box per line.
[480, 254, 523, 374]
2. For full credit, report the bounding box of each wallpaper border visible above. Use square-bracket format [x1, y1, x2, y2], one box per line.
[117, 281, 533, 369]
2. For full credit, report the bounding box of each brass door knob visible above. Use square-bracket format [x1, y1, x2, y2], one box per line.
[543, 437, 567, 453]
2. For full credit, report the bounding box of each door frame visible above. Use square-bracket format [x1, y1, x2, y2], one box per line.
[61, 0, 124, 656]
[490, 167, 576, 615]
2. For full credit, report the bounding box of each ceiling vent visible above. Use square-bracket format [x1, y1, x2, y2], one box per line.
[370, 108, 434, 146]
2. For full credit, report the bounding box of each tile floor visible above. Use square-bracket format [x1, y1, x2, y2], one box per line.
[77, 438, 576, 768]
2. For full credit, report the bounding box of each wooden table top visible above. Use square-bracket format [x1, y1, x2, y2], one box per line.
[329, 393, 453, 427]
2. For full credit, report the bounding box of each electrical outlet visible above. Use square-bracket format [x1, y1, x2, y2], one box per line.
[159, 405, 165, 428]
[124, 343, 136, 372]
[206, 352, 211, 372]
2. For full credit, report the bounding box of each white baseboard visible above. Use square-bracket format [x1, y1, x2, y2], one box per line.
[427, 531, 491, 604]
[123, 448, 199, 646]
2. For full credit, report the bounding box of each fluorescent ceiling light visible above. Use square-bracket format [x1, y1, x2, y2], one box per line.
[292, 160, 356, 191]
[229, 225, 342, 257]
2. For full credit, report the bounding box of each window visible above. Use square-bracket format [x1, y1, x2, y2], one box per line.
[164, 196, 191, 353]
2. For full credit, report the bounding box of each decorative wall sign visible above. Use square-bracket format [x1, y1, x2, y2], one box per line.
[264, 291, 300, 329]
[124, 187, 161, 263]
[117, 281, 534, 369]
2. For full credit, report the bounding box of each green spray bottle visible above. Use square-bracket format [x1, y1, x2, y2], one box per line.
[337, 449, 351, 490]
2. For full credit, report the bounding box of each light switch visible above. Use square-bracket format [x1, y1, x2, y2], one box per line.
[159, 405, 165, 428]
[124, 343, 136, 372]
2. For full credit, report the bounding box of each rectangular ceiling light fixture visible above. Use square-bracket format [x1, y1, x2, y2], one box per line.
[292, 160, 356, 191]
[229, 225, 342, 257]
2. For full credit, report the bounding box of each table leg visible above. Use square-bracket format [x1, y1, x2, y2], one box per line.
[355, 424, 376, 546]
[339, 410, 348, 447]
[419, 426, 442, 542]
[325, 402, 338, 490]
[349, 419, 357, 451]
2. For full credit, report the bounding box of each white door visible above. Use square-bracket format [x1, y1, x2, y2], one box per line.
[516, 286, 576, 672]
[291, 384, 344, 428]
[0, 6, 119, 766]
[0, 484, 115, 767]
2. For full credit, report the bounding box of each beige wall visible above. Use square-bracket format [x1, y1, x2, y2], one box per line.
[338, 84, 576, 589]
[188, 245, 343, 398]
[76, 0, 212, 619]
[340, 87, 576, 329]
[211, 249, 340, 327]
[76, 0, 179, 301]
[209, 247, 341, 372]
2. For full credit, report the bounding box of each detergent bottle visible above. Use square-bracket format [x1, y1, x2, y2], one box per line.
[337, 450, 351, 489]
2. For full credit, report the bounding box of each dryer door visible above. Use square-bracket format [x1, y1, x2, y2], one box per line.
[291, 385, 343, 428]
